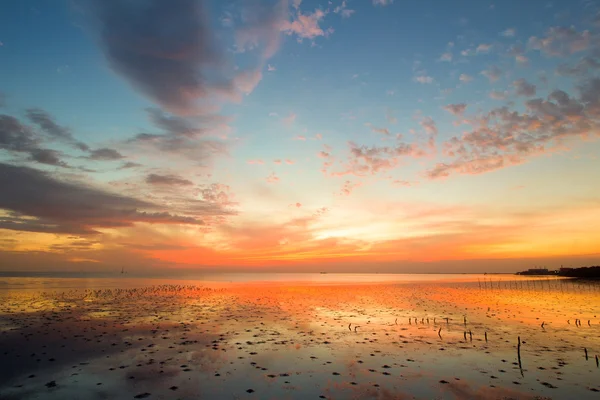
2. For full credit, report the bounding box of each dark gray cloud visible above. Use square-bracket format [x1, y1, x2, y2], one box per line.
[557, 56, 600, 76]
[443, 103, 467, 116]
[513, 79, 536, 97]
[0, 114, 71, 168]
[0, 163, 205, 234]
[28, 148, 69, 167]
[126, 108, 229, 160]
[118, 161, 142, 170]
[146, 173, 193, 186]
[87, 0, 221, 115]
[89, 147, 125, 161]
[144, 107, 230, 137]
[26, 108, 89, 151]
[0, 114, 37, 152]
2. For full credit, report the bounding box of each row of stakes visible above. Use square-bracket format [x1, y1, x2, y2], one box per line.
[345, 316, 599, 373]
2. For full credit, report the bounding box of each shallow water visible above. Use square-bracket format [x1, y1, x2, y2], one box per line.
[0, 276, 599, 399]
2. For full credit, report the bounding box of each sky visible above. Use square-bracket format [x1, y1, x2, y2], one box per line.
[1, 0, 600, 274]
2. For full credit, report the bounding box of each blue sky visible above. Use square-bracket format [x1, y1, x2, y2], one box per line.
[1, 0, 599, 272]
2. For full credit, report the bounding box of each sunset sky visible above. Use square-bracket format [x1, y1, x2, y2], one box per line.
[1, 0, 599, 274]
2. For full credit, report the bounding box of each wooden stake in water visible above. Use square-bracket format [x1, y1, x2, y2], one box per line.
[585, 348, 588, 361]
[517, 336, 524, 377]
[485, 331, 488, 342]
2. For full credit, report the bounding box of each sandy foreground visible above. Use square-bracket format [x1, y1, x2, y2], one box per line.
[0, 279, 599, 399]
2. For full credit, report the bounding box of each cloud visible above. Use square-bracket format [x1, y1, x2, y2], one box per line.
[500, 28, 516, 37]
[0, 113, 71, 168]
[515, 55, 529, 65]
[25, 108, 89, 151]
[443, 103, 467, 116]
[266, 172, 280, 183]
[340, 180, 360, 196]
[0, 163, 203, 234]
[513, 79, 536, 97]
[373, 0, 393, 6]
[234, 0, 287, 60]
[414, 74, 434, 84]
[126, 108, 229, 160]
[87, 0, 225, 115]
[282, 112, 297, 126]
[459, 74, 473, 83]
[489, 90, 508, 100]
[281, 8, 332, 41]
[200, 183, 234, 206]
[556, 56, 600, 76]
[146, 173, 194, 186]
[247, 159, 265, 165]
[481, 66, 503, 82]
[267, 64, 276, 71]
[366, 124, 390, 136]
[119, 161, 142, 169]
[333, 1, 355, 18]
[426, 78, 600, 179]
[420, 117, 438, 148]
[89, 147, 125, 161]
[528, 26, 594, 57]
[333, 141, 420, 176]
[28, 148, 69, 167]
[476, 43, 492, 53]
[439, 52, 453, 62]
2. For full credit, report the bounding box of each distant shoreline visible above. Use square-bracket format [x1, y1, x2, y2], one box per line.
[0, 271, 518, 278]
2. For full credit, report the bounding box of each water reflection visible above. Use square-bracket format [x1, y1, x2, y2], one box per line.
[0, 279, 598, 399]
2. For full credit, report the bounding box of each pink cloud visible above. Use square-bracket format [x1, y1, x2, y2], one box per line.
[282, 112, 297, 126]
[339, 180, 361, 196]
[247, 159, 265, 165]
[366, 124, 391, 136]
[427, 80, 600, 179]
[266, 172, 280, 183]
[281, 8, 331, 41]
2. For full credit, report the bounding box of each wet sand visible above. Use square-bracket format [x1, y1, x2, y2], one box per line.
[0, 279, 599, 399]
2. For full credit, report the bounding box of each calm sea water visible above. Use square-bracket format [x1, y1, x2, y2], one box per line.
[0, 272, 537, 293]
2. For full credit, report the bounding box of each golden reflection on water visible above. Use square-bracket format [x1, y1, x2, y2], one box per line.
[0, 278, 599, 399]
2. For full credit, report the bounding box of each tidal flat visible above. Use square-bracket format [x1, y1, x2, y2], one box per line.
[0, 276, 599, 399]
